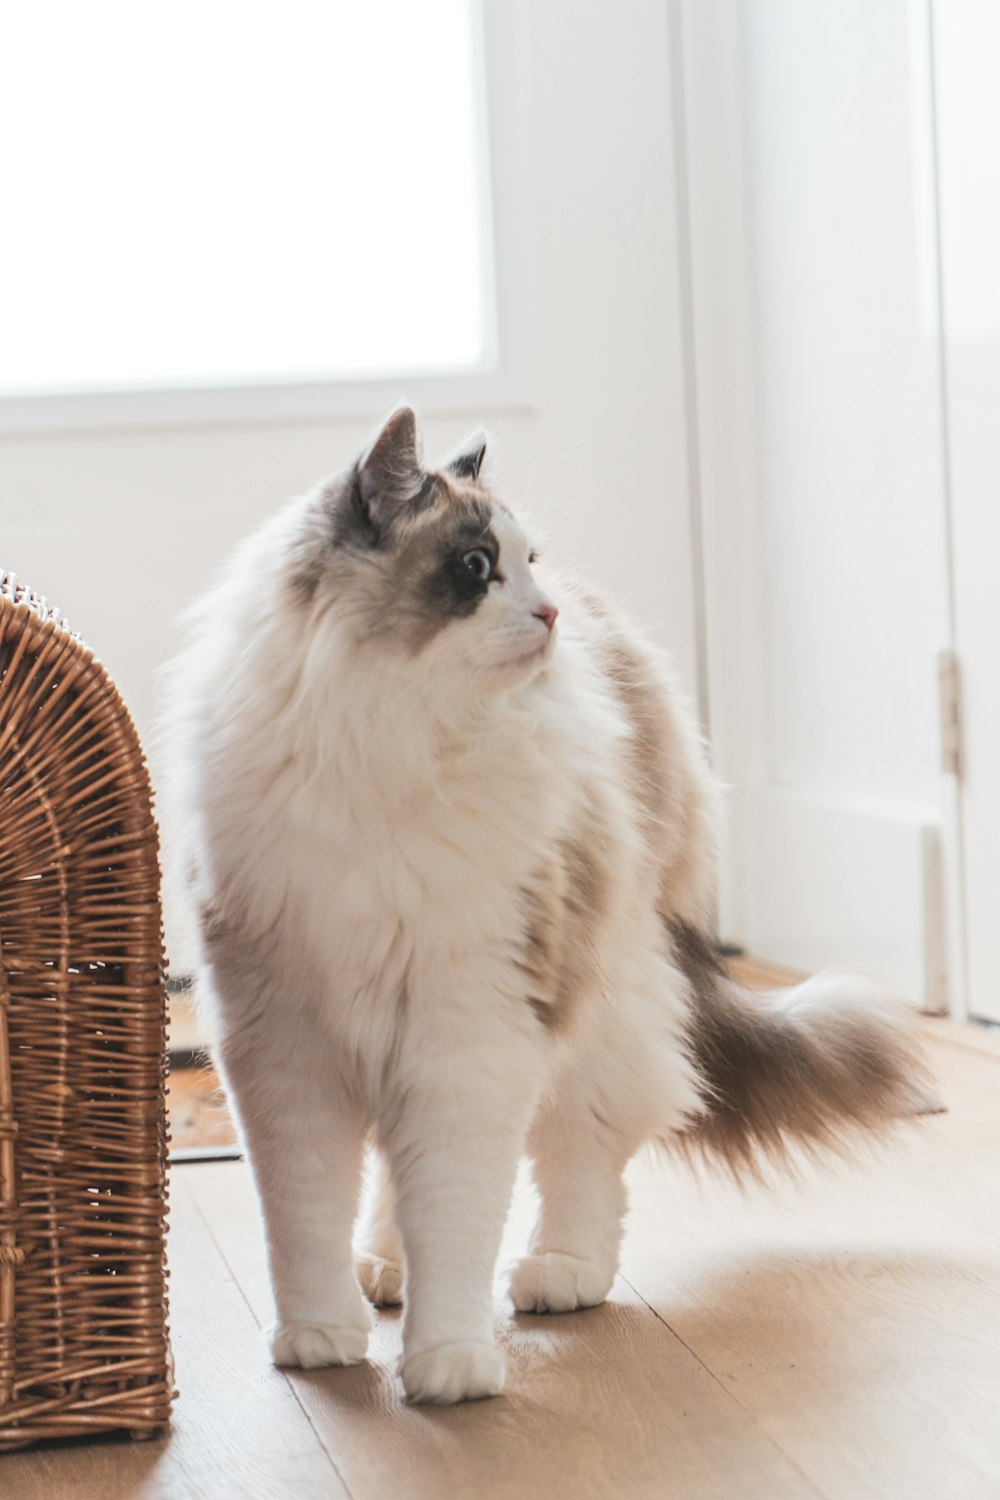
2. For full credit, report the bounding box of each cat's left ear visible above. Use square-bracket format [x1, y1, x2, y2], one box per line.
[356, 406, 426, 528]
[443, 428, 489, 483]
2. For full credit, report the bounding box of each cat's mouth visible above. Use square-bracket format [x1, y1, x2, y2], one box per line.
[505, 636, 554, 672]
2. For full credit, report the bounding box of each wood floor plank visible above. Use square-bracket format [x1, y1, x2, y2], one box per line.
[3, 1174, 344, 1500]
[890, 1033, 1000, 1253]
[185, 1161, 820, 1500]
[921, 1015, 1000, 1061]
[730, 956, 806, 990]
[620, 1078, 1000, 1500]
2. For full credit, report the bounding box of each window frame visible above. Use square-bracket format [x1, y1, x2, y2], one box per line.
[0, 0, 534, 434]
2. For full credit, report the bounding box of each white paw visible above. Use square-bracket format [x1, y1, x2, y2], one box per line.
[507, 1251, 614, 1314]
[269, 1318, 370, 1369]
[401, 1340, 505, 1405]
[356, 1253, 404, 1307]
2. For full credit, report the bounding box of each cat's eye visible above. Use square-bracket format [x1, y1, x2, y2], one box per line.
[462, 548, 493, 582]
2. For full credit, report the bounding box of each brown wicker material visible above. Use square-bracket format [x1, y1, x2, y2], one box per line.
[0, 573, 172, 1450]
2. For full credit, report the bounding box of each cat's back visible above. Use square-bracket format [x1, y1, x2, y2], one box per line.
[558, 580, 721, 926]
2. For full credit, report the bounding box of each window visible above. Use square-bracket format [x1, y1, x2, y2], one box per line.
[0, 1, 502, 421]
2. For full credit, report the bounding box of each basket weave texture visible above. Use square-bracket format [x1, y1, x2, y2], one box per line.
[0, 573, 171, 1450]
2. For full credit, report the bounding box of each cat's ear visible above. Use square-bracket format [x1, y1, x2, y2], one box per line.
[444, 428, 489, 483]
[356, 407, 425, 528]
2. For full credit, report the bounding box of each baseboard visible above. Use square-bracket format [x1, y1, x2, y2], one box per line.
[720, 787, 947, 1012]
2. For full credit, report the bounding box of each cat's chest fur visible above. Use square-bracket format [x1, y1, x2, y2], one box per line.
[249, 673, 590, 1014]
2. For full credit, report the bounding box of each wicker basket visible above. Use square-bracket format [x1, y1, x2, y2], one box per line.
[0, 573, 172, 1450]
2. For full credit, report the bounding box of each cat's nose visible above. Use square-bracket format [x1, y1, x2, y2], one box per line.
[534, 603, 559, 633]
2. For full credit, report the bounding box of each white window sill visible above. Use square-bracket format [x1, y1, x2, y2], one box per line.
[0, 362, 537, 437]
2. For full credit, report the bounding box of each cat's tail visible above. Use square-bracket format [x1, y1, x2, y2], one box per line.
[666, 922, 934, 1180]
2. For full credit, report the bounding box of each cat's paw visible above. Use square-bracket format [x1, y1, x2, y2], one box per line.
[269, 1319, 370, 1369]
[507, 1250, 614, 1314]
[401, 1340, 505, 1405]
[355, 1253, 404, 1307]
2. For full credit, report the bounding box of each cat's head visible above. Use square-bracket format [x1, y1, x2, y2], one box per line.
[297, 407, 558, 695]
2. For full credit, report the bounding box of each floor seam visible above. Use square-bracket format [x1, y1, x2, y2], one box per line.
[921, 1025, 1000, 1063]
[619, 1271, 828, 1500]
[182, 1169, 359, 1500]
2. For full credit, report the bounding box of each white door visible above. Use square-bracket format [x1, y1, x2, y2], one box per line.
[934, 0, 1000, 1021]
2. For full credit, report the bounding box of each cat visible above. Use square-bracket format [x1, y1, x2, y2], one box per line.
[162, 407, 927, 1405]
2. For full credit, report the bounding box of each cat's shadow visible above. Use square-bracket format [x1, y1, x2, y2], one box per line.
[287, 1244, 990, 1497]
[635, 1244, 983, 1356]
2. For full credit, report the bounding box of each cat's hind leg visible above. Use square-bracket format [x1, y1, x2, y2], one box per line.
[507, 1076, 635, 1314]
[508, 941, 699, 1315]
[354, 1147, 405, 1307]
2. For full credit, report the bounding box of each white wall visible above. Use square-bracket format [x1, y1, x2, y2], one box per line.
[0, 0, 699, 974]
[687, 0, 952, 1005]
[747, 0, 945, 809]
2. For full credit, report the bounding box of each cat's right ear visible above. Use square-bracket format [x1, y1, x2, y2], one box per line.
[352, 407, 425, 540]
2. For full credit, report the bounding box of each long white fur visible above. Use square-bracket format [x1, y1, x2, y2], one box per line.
[163, 467, 712, 1404]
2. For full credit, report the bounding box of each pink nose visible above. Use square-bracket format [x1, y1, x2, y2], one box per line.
[534, 603, 559, 633]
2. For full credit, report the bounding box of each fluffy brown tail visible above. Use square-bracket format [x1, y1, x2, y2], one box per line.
[667, 922, 932, 1179]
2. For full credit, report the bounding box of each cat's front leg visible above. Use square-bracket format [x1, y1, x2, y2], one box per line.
[380, 995, 544, 1405]
[215, 1015, 372, 1369]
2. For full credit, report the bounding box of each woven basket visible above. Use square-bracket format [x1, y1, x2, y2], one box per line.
[0, 573, 172, 1450]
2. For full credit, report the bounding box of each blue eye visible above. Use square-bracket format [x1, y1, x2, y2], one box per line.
[462, 548, 492, 582]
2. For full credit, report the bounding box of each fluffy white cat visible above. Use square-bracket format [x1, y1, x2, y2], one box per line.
[163, 409, 925, 1405]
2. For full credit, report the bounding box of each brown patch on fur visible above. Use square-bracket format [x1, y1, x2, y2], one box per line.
[577, 586, 717, 925]
[559, 824, 608, 924]
[518, 889, 549, 1013]
[520, 796, 611, 1033]
[519, 868, 568, 1030]
[597, 634, 671, 850]
[287, 550, 324, 608]
[667, 920, 930, 1180]
[286, 481, 348, 607]
[197, 898, 229, 950]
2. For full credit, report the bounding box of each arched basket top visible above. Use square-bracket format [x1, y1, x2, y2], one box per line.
[0, 572, 172, 1449]
[0, 573, 77, 637]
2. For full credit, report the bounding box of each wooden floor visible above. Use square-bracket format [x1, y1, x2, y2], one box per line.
[9, 1014, 1000, 1497]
